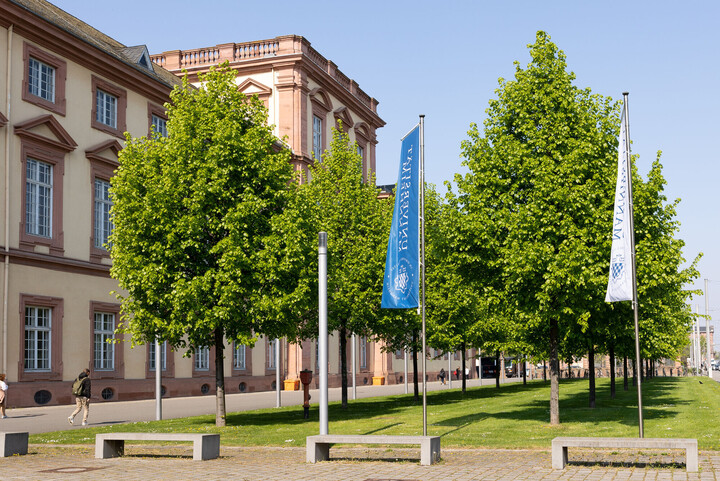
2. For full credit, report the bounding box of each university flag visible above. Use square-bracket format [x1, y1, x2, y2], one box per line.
[381, 125, 420, 308]
[606, 108, 634, 302]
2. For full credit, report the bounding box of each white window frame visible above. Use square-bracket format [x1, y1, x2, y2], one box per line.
[312, 115, 322, 161]
[360, 336, 367, 369]
[28, 57, 55, 103]
[233, 344, 246, 370]
[94, 312, 115, 370]
[195, 346, 210, 371]
[151, 114, 168, 137]
[96, 89, 118, 129]
[94, 178, 113, 249]
[267, 339, 276, 370]
[24, 306, 51, 371]
[25, 158, 53, 238]
[149, 341, 167, 371]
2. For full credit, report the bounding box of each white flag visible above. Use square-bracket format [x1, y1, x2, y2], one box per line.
[606, 109, 633, 302]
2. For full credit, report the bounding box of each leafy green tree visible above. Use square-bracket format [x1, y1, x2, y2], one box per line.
[272, 123, 392, 408]
[110, 66, 293, 426]
[457, 31, 619, 424]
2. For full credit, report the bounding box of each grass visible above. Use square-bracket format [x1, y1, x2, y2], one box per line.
[31, 376, 720, 449]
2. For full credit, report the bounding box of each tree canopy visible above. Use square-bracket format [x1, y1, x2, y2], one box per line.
[110, 66, 293, 425]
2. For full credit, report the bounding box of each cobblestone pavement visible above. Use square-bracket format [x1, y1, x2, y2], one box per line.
[1, 445, 719, 481]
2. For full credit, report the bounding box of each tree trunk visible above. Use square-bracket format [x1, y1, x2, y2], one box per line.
[623, 355, 629, 391]
[609, 344, 616, 399]
[495, 350, 500, 388]
[588, 344, 595, 408]
[461, 341, 466, 393]
[214, 328, 226, 427]
[412, 331, 419, 401]
[522, 355, 527, 385]
[632, 357, 637, 387]
[543, 360, 547, 382]
[550, 318, 560, 425]
[339, 326, 348, 409]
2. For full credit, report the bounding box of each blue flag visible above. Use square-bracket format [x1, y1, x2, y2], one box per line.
[381, 125, 420, 309]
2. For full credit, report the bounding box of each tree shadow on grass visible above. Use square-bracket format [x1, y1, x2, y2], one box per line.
[436, 377, 690, 429]
[218, 377, 691, 434]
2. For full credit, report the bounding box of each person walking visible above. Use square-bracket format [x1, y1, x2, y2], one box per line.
[439, 368, 446, 385]
[0, 374, 8, 418]
[68, 369, 91, 426]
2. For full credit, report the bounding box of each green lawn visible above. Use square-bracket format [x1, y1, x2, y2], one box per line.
[32, 377, 720, 449]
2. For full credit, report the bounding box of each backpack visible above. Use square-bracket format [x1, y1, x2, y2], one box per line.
[72, 378, 83, 396]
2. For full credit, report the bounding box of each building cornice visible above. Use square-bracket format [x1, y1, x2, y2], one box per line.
[1, 0, 176, 105]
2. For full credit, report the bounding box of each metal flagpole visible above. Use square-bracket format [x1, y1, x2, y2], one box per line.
[275, 338, 281, 407]
[352, 333, 357, 399]
[419, 114, 427, 436]
[318, 232, 328, 435]
[696, 305, 701, 374]
[155, 338, 162, 420]
[623, 92, 644, 438]
[706, 279, 712, 378]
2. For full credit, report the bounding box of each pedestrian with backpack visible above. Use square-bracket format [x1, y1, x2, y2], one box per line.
[68, 369, 91, 426]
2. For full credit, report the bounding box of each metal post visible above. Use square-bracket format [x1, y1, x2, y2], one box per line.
[275, 338, 281, 408]
[706, 279, 712, 378]
[155, 338, 162, 420]
[623, 92, 643, 438]
[448, 353, 452, 389]
[318, 232, 328, 435]
[419, 115, 427, 436]
[404, 350, 408, 394]
[696, 305, 701, 375]
[351, 333, 357, 400]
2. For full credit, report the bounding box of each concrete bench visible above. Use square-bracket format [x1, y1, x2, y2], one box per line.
[0, 432, 28, 457]
[306, 434, 441, 466]
[95, 433, 220, 461]
[552, 436, 698, 472]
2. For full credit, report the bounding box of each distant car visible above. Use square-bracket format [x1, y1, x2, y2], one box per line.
[712, 361, 719, 371]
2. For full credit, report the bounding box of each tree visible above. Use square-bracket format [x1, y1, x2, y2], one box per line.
[273, 123, 392, 409]
[457, 31, 619, 424]
[110, 66, 294, 426]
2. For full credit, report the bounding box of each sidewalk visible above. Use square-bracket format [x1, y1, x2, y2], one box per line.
[2, 444, 718, 480]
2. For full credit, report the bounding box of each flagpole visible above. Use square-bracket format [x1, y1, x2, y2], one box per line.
[623, 92, 644, 438]
[419, 114, 427, 436]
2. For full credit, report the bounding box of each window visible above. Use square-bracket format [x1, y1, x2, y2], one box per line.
[267, 339, 277, 370]
[357, 145, 364, 160]
[96, 89, 117, 128]
[25, 158, 52, 238]
[233, 344, 246, 370]
[28, 58, 55, 102]
[94, 179, 112, 249]
[93, 312, 115, 370]
[151, 115, 167, 137]
[149, 341, 167, 371]
[312, 115, 322, 161]
[360, 336, 367, 369]
[195, 346, 210, 371]
[148, 103, 168, 138]
[24, 306, 51, 371]
[91, 76, 127, 138]
[22, 43, 66, 115]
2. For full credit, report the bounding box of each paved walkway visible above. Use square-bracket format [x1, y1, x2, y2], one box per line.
[2, 445, 720, 480]
[0, 373, 717, 480]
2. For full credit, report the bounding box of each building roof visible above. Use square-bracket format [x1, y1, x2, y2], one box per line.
[7, 0, 181, 89]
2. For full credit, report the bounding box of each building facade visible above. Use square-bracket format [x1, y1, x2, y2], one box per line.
[0, 0, 183, 407]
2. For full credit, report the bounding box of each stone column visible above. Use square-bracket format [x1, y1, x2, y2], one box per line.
[284, 342, 301, 391]
[372, 338, 387, 385]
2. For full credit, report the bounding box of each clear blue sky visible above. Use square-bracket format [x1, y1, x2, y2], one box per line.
[51, 1, 719, 341]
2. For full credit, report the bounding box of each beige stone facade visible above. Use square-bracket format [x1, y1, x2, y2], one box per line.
[0, 0, 471, 408]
